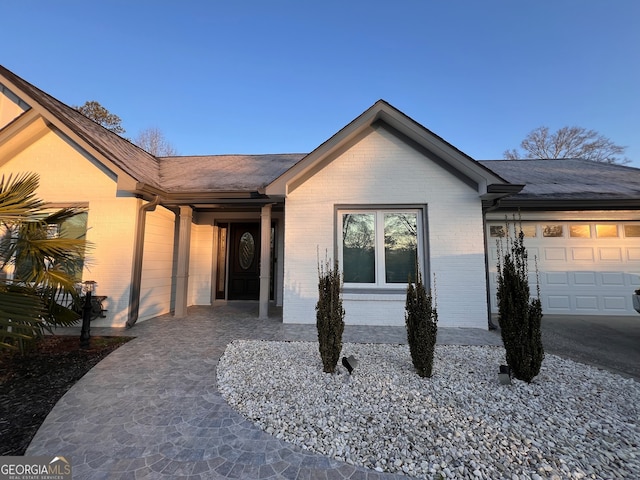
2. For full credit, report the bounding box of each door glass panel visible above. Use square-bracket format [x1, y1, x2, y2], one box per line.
[239, 232, 255, 270]
[384, 213, 417, 283]
[543, 224, 563, 237]
[522, 224, 537, 237]
[570, 224, 591, 238]
[342, 213, 375, 283]
[624, 225, 640, 237]
[489, 225, 505, 237]
[596, 224, 618, 238]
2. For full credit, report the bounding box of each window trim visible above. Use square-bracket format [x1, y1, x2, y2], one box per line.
[335, 204, 429, 292]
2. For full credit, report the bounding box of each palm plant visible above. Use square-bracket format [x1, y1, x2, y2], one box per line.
[0, 173, 89, 353]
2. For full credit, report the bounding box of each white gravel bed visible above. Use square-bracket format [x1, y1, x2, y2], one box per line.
[217, 340, 640, 479]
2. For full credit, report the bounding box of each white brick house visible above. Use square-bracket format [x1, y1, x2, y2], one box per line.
[1, 65, 639, 330]
[266, 105, 515, 328]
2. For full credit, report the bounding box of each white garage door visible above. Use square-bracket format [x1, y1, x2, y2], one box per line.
[487, 221, 640, 315]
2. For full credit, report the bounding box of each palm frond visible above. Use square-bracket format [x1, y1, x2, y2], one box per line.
[0, 173, 44, 221]
[0, 284, 48, 354]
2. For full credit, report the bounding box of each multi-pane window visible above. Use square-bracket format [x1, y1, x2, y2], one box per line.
[339, 209, 422, 286]
[14, 211, 88, 282]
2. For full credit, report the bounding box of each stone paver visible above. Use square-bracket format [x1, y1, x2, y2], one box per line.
[28, 303, 501, 479]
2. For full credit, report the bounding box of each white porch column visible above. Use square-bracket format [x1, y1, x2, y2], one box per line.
[259, 204, 272, 319]
[175, 205, 193, 318]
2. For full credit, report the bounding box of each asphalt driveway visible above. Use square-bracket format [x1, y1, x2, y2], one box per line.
[540, 314, 640, 381]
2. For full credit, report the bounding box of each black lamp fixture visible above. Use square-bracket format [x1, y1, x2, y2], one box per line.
[342, 355, 358, 374]
[498, 364, 512, 385]
[79, 280, 96, 349]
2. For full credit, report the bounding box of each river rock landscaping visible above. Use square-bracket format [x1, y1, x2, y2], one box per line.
[218, 340, 640, 479]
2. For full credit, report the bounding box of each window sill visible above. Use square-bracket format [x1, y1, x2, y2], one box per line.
[343, 288, 406, 301]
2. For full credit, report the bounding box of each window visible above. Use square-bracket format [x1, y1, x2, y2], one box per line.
[543, 224, 564, 237]
[50, 212, 88, 282]
[521, 224, 537, 238]
[596, 224, 618, 238]
[489, 223, 536, 238]
[489, 225, 505, 238]
[570, 224, 591, 238]
[339, 209, 423, 287]
[624, 225, 640, 237]
[15, 211, 88, 283]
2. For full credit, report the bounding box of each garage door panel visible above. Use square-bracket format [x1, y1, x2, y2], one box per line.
[527, 247, 540, 259]
[573, 272, 596, 285]
[600, 272, 625, 285]
[575, 296, 599, 310]
[572, 248, 594, 261]
[487, 220, 640, 315]
[547, 295, 571, 309]
[598, 248, 622, 262]
[544, 248, 566, 261]
[603, 296, 628, 310]
[627, 248, 640, 261]
[545, 272, 568, 285]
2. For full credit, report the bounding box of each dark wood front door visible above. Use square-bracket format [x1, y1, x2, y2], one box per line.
[228, 223, 260, 300]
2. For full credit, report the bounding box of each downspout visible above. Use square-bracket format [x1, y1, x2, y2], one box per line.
[126, 195, 161, 328]
[482, 198, 502, 330]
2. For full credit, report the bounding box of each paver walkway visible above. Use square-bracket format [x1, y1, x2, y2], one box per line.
[27, 303, 501, 479]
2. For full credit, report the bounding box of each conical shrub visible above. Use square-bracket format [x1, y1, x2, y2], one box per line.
[405, 272, 438, 378]
[316, 257, 345, 373]
[496, 220, 544, 383]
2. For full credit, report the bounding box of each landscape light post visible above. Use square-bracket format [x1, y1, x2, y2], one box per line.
[79, 281, 96, 349]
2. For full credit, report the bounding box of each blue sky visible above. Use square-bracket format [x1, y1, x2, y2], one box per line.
[3, 1, 639, 166]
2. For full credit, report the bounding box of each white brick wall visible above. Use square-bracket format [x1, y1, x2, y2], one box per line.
[139, 206, 175, 321]
[0, 129, 138, 327]
[188, 224, 214, 305]
[283, 126, 489, 328]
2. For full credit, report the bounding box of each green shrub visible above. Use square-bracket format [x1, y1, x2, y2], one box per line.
[405, 272, 438, 378]
[496, 219, 544, 383]
[316, 256, 345, 373]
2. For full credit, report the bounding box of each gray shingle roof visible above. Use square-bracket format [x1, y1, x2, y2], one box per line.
[480, 159, 640, 201]
[158, 154, 306, 192]
[0, 65, 162, 189]
[4, 66, 639, 204]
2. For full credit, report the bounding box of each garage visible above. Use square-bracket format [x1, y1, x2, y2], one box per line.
[486, 219, 640, 315]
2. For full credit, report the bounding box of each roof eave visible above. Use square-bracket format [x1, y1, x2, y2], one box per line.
[490, 197, 640, 211]
[133, 182, 279, 206]
[265, 100, 513, 197]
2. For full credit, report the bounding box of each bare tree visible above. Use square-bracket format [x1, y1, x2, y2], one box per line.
[134, 127, 178, 156]
[74, 101, 125, 135]
[504, 126, 629, 164]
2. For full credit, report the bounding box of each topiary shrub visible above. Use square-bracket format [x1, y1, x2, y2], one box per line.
[316, 255, 345, 373]
[405, 272, 438, 378]
[496, 219, 544, 383]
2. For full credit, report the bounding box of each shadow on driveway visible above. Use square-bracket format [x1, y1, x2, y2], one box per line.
[539, 315, 639, 381]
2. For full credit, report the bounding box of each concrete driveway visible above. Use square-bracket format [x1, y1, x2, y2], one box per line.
[540, 314, 640, 381]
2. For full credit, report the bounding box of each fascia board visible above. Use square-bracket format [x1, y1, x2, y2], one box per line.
[1, 72, 139, 193]
[265, 106, 381, 196]
[375, 108, 509, 191]
[0, 110, 48, 164]
[492, 198, 640, 211]
[266, 101, 513, 197]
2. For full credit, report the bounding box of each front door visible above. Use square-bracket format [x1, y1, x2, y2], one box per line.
[228, 223, 261, 300]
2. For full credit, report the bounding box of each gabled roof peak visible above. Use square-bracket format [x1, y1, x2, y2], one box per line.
[0, 64, 162, 189]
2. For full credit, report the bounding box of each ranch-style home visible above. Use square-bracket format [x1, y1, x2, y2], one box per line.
[1, 65, 639, 329]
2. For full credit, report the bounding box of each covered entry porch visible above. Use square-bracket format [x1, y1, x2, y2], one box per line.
[128, 196, 286, 327]
[180, 201, 283, 320]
